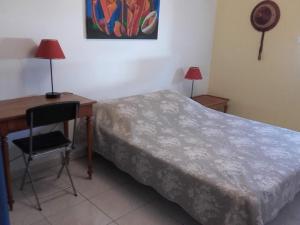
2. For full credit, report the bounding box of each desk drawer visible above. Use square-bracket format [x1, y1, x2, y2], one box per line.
[0, 105, 93, 134]
[7, 119, 28, 133]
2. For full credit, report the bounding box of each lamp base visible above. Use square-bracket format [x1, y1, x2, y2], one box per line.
[45, 92, 61, 99]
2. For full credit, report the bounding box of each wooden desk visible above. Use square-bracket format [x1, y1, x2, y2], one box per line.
[0, 93, 97, 210]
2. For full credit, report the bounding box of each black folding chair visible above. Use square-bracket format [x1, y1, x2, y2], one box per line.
[12, 101, 80, 211]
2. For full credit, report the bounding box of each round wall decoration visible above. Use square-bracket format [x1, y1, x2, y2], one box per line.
[250, 0, 280, 60]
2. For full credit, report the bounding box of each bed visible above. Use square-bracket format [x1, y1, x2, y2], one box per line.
[93, 90, 300, 225]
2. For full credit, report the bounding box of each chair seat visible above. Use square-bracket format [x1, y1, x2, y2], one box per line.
[13, 131, 71, 155]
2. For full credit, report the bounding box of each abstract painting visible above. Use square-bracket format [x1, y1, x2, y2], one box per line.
[86, 0, 160, 39]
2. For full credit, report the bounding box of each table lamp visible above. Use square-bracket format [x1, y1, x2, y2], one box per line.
[35, 39, 65, 99]
[185, 67, 203, 98]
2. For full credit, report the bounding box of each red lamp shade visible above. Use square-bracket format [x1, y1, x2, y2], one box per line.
[35, 39, 65, 59]
[185, 67, 203, 80]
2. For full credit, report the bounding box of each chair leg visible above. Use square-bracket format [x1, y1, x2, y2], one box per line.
[20, 166, 28, 191]
[20, 153, 29, 191]
[65, 150, 77, 197]
[25, 160, 42, 211]
[57, 152, 65, 179]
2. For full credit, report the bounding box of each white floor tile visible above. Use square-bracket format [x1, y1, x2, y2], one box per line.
[46, 201, 112, 225]
[18, 169, 70, 202]
[9, 198, 45, 225]
[52, 158, 130, 199]
[116, 201, 181, 225]
[72, 155, 134, 187]
[149, 197, 201, 225]
[29, 219, 51, 225]
[37, 188, 85, 217]
[59, 171, 112, 199]
[90, 180, 157, 219]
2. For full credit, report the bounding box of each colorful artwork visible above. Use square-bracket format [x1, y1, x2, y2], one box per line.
[86, 0, 160, 39]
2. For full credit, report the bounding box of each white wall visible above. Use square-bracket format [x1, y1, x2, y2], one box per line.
[0, 0, 216, 101]
[0, 0, 217, 171]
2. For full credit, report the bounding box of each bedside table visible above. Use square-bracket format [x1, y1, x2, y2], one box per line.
[192, 95, 229, 113]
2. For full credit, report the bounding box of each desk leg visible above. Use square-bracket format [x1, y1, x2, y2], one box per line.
[1, 135, 14, 210]
[86, 116, 93, 179]
[64, 121, 69, 138]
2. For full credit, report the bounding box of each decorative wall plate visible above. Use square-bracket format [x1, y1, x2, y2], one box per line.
[251, 0, 280, 60]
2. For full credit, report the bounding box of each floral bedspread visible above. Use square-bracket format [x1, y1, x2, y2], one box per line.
[93, 90, 300, 225]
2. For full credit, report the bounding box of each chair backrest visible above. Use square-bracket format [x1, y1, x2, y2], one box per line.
[26, 101, 80, 158]
[26, 102, 80, 128]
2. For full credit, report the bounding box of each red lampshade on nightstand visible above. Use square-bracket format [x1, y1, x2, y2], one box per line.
[185, 67, 203, 98]
[35, 39, 65, 99]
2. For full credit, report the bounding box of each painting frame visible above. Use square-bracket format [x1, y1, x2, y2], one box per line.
[86, 0, 160, 40]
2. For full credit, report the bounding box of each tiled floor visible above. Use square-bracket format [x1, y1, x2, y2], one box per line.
[9, 155, 300, 225]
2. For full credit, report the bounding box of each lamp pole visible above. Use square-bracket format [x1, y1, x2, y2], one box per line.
[191, 80, 195, 98]
[46, 58, 60, 99]
[49, 59, 54, 94]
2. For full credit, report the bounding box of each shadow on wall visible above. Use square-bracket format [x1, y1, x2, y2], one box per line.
[168, 0, 211, 97]
[71, 56, 190, 101]
[72, 56, 178, 100]
[172, 68, 192, 96]
[0, 37, 37, 59]
[0, 38, 48, 100]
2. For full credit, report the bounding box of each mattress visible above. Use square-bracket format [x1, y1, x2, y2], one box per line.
[93, 90, 300, 225]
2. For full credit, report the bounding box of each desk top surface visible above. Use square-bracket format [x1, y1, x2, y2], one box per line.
[0, 93, 97, 122]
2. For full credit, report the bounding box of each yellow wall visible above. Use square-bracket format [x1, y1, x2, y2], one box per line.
[209, 0, 300, 131]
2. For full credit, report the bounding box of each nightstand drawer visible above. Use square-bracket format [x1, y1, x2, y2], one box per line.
[208, 103, 227, 112]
